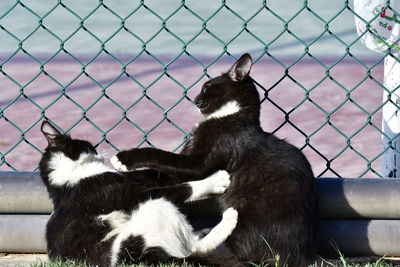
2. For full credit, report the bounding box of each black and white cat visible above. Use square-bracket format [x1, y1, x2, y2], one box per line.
[112, 54, 318, 266]
[38, 121, 239, 267]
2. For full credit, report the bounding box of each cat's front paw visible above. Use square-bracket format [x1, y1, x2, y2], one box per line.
[221, 207, 238, 231]
[111, 154, 128, 172]
[205, 170, 231, 194]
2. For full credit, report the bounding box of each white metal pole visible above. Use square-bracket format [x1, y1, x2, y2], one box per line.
[381, 55, 400, 177]
[353, 0, 400, 177]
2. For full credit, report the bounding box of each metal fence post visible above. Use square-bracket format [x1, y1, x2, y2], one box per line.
[381, 55, 400, 177]
[354, 0, 400, 177]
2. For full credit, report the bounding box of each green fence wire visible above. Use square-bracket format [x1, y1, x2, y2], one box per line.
[0, 0, 399, 177]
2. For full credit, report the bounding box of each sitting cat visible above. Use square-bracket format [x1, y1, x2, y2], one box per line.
[112, 54, 318, 266]
[38, 120, 239, 267]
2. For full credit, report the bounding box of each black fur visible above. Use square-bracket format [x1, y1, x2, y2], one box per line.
[115, 54, 318, 266]
[38, 121, 239, 267]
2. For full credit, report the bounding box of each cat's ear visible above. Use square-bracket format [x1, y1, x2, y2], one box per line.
[228, 53, 252, 82]
[41, 121, 62, 145]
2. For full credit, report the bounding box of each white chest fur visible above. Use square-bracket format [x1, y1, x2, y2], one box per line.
[205, 100, 241, 121]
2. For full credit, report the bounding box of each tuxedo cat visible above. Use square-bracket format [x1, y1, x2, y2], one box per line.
[38, 121, 239, 267]
[112, 54, 318, 266]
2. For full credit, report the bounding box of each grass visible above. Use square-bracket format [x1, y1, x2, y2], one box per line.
[27, 241, 399, 267]
[30, 260, 194, 267]
[29, 256, 399, 267]
[29, 244, 398, 267]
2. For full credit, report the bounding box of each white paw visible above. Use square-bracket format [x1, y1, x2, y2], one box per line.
[221, 207, 238, 231]
[206, 170, 231, 194]
[111, 155, 128, 172]
[98, 210, 129, 227]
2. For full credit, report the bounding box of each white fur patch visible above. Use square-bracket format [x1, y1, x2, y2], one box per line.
[100, 198, 197, 266]
[99, 199, 238, 267]
[99, 198, 238, 267]
[205, 100, 241, 120]
[186, 170, 230, 202]
[48, 152, 116, 186]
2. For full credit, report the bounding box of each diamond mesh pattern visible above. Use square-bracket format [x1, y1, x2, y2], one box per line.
[0, 0, 399, 177]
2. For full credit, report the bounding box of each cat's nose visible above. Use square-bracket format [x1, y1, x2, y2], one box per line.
[194, 96, 202, 107]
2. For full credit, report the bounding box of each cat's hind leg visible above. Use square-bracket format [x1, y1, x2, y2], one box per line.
[192, 207, 238, 254]
[99, 201, 239, 266]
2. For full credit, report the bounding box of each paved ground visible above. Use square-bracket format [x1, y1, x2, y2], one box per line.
[0, 55, 385, 177]
[0, 254, 48, 267]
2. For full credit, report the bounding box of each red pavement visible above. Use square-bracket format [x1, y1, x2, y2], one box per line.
[0, 55, 384, 177]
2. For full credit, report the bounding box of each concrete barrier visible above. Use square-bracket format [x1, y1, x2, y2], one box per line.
[2, 215, 400, 256]
[2, 172, 400, 256]
[2, 172, 400, 218]
[316, 177, 400, 219]
[0, 172, 52, 213]
[0, 215, 48, 253]
[316, 219, 400, 256]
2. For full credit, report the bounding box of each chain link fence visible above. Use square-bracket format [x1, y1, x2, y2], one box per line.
[0, 0, 399, 177]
